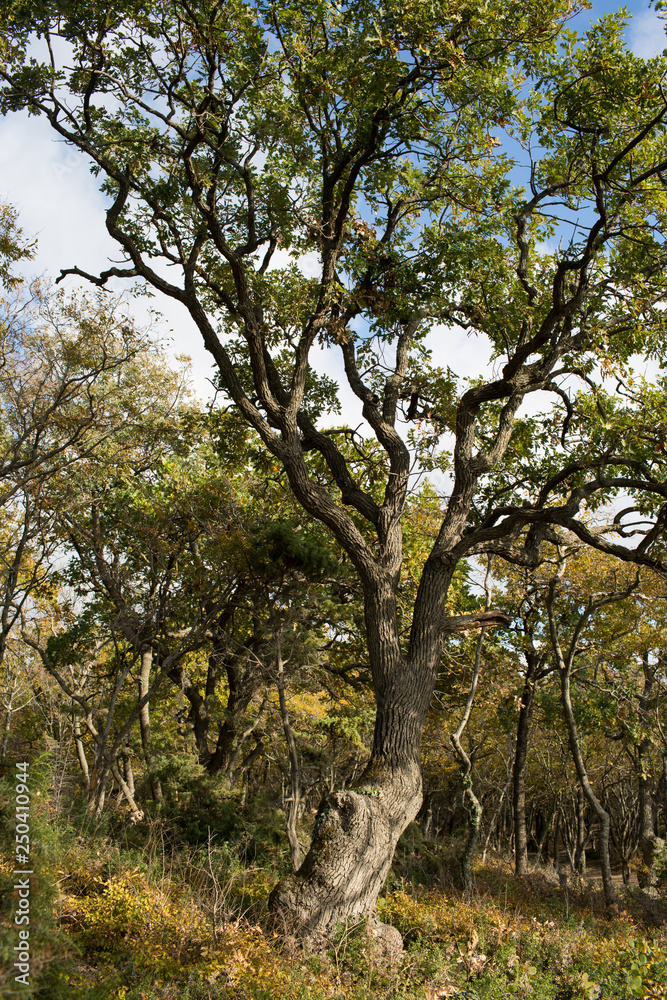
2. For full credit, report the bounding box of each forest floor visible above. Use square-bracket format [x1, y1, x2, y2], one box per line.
[3, 804, 667, 1000]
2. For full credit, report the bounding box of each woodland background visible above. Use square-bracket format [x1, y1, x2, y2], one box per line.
[3, 0, 667, 995]
[1, 205, 667, 999]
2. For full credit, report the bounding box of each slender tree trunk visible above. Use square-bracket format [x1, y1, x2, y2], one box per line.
[203, 644, 243, 775]
[547, 562, 617, 908]
[225, 698, 268, 780]
[1, 695, 13, 757]
[111, 760, 144, 822]
[450, 557, 492, 893]
[92, 762, 110, 817]
[574, 788, 587, 875]
[277, 643, 302, 870]
[482, 749, 514, 862]
[123, 749, 135, 797]
[552, 809, 560, 866]
[209, 659, 261, 777]
[535, 796, 559, 864]
[637, 658, 664, 884]
[0, 673, 33, 757]
[459, 777, 482, 893]
[73, 716, 90, 791]
[557, 654, 616, 906]
[450, 655, 483, 890]
[513, 656, 539, 875]
[639, 740, 658, 859]
[139, 647, 162, 802]
[560, 798, 578, 871]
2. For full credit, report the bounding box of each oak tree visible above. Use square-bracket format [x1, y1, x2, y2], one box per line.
[4, 0, 667, 938]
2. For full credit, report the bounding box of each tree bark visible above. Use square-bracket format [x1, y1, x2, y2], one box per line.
[637, 657, 664, 883]
[482, 751, 514, 862]
[552, 808, 561, 866]
[92, 761, 110, 818]
[110, 760, 144, 823]
[638, 746, 664, 885]
[73, 716, 90, 791]
[513, 653, 540, 875]
[139, 647, 162, 802]
[547, 568, 617, 908]
[123, 749, 135, 797]
[450, 557, 492, 892]
[459, 776, 482, 894]
[559, 795, 579, 871]
[269, 663, 423, 941]
[277, 643, 302, 871]
[535, 795, 559, 863]
[574, 788, 587, 875]
[269, 552, 430, 939]
[561, 669, 616, 906]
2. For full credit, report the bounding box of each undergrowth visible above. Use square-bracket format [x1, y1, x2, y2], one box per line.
[2, 802, 667, 1000]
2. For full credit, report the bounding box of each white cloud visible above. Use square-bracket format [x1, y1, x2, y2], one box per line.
[0, 113, 110, 273]
[0, 113, 217, 396]
[423, 323, 494, 384]
[628, 8, 666, 59]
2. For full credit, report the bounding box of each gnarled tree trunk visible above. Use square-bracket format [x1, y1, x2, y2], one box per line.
[269, 556, 419, 941]
[269, 659, 423, 941]
[269, 571, 510, 940]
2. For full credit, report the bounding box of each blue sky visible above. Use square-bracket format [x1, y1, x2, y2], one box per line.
[581, 0, 664, 55]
